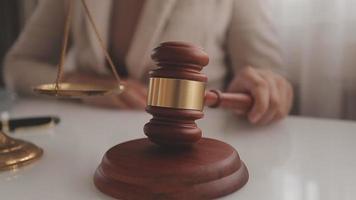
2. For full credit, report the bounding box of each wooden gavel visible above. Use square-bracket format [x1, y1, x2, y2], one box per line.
[144, 41, 253, 147]
[205, 90, 252, 112]
[94, 42, 251, 199]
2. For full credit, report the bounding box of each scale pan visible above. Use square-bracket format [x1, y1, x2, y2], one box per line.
[33, 83, 125, 98]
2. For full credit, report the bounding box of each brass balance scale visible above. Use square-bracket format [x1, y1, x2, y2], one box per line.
[0, 0, 125, 171]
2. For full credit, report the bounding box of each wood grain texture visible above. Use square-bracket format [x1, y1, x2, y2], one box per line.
[94, 138, 248, 200]
[145, 42, 209, 146]
[94, 42, 249, 199]
[144, 106, 203, 146]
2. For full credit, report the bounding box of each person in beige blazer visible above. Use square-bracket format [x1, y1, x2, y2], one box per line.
[4, 0, 293, 125]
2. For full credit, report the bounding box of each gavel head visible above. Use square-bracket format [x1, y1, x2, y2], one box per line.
[144, 41, 209, 147]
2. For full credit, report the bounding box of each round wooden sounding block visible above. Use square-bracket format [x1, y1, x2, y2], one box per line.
[94, 138, 248, 199]
[94, 42, 249, 199]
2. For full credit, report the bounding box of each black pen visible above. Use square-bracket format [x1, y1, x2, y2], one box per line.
[0, 116, 60, 132]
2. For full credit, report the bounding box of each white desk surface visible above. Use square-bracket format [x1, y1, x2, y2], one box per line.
[1, 99, 356, 200]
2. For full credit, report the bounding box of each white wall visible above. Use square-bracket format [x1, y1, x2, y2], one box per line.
[267, 0, 356, 118]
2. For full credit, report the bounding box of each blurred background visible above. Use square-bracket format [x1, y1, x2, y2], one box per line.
[0, 0, 38, 86]
[268, 0, 356, 118]
[1, 0, 356, 118]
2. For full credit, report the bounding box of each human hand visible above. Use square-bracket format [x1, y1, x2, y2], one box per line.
[63, 73, 147, 110]
[83, 79, 147, 110]
[227, 66, 293, 125]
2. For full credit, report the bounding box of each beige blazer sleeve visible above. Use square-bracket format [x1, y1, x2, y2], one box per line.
[3, 0, 66, 95]
[227, 0, 284, 74]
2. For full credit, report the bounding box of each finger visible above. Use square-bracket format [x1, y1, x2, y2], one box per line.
[227, 76, 245, 93]
[273, 79, 293, 122]
[114, 97, 131, 109]
[258, 75, 281, 125]
[126, 80, 148, 99]
[227, 66, 257, 93]
[227, 67, 270, 123]
[248, 79, 270, 124]
[120, 89, 147, 109]
[284, 81, 294, 115]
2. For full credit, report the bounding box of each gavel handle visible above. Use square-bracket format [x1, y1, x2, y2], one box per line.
[205, 90, 253, 113]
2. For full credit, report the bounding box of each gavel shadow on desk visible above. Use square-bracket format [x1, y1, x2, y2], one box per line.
[94, 41, 253, 200]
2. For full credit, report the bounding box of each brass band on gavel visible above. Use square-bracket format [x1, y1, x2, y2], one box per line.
[147, 78, 206, 111]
